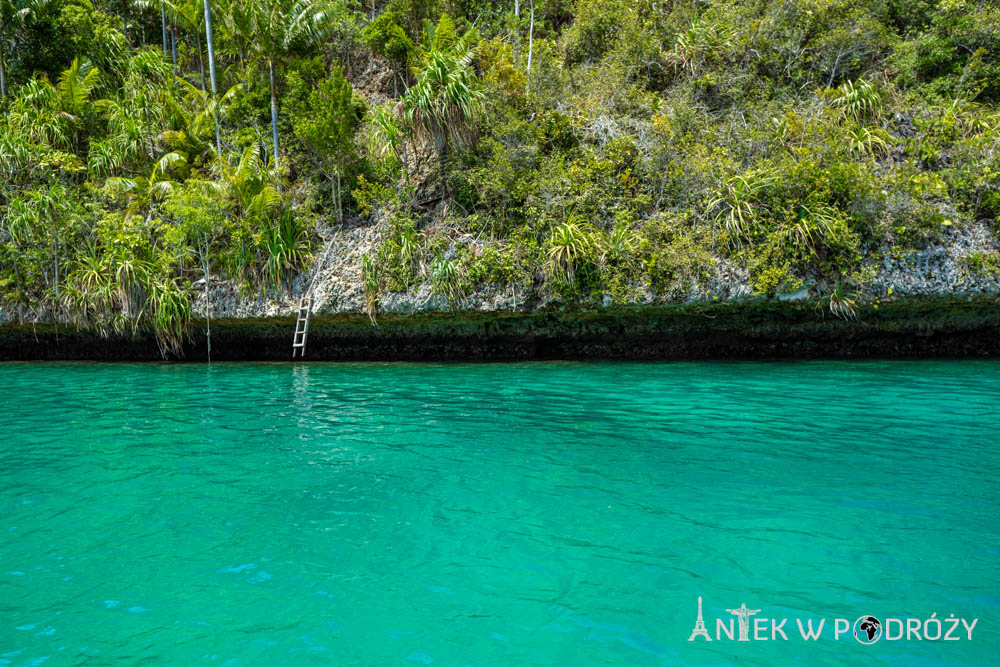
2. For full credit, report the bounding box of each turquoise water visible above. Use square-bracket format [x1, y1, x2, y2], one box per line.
[1, 361, 998, 665]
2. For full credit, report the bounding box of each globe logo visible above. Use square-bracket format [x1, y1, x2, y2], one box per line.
[853, 615, 882, 644]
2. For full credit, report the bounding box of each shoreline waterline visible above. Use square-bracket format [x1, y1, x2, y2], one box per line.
[1, 296, 998, 361]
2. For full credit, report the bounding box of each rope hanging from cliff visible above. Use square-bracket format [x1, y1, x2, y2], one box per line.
[305, 228, 340, 302]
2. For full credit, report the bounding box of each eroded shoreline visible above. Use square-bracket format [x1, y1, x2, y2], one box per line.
[1, 297, 997, 361]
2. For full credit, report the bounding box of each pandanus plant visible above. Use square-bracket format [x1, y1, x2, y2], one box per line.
[5, 58, 102, 151]
[63, 246, 192, 357]
[546, 216, 595, 288]
[708, 171, 774, 247]
[833, 78, 882, 124]
[405, 45, 484, 198]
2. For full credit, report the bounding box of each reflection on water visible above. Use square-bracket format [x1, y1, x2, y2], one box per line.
[1, 360, 998, 665]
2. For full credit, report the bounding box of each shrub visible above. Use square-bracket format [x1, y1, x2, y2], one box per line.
[960, 251, 1000, 277]
[545, 218, 597, 288]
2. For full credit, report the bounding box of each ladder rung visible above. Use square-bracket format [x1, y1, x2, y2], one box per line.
[293, 293, 314, 357]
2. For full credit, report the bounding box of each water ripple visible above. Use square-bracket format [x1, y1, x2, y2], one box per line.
[0, 360, 998, 665]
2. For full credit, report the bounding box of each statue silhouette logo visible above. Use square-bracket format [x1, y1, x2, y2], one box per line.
[726, 603, 761, 641]
[688, 596, 712, 641]
[853, 615, 882, 644]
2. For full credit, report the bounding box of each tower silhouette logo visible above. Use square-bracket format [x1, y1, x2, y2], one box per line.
[688, 596, 712, 641]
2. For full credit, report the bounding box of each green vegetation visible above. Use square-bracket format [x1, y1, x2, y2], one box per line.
[1, 0, 999, 353]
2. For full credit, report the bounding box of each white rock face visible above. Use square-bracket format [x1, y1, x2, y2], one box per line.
[870, 222, 1000, 297]
[177, 218, 1000, 321]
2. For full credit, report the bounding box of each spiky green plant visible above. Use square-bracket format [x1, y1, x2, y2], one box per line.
[546, 217, 594, 287]
[361, 253, 379, 323]
[397, 222, 418, 269]
[845, 125, 891, 159]
[818, 280, 860, 320]
[430, 255, 462, 307]
[260, 209, 309, 291]
[147, 275, 192, 357]
[833, 79, 882, 124]
[63, 244, 114, 329]
[786, 194, 837, 253]
[405, 46, 484, 197]
[666, 16, 732, 75]
[603, 222, 640, 266]
[708, 172, 773, 247]
[6, 79, 70, 148]
[112, 252, 152, 323]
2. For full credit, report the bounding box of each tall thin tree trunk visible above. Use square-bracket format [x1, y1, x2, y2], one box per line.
[437, 140, 449, 198]
[53, 238, 60, 301]
[203, 0, 222, 155]
[334, 168, 342, 223]
[0, 39, 7, 98]
[171, 28, 178, 74]
[526, 0, 534, 93]
[201, 239, 212, 363]
[161, 6, 168, 56]
[400, 139, 412, 207]
[268, 57, 280, 168]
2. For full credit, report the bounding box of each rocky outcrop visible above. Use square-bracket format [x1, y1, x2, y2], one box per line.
[3, 218, 998, 361]
[185, 218, 1000, 321]
[871, 222, 1000, 297]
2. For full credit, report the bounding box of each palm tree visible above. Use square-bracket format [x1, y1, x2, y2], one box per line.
[0, 0, 53, 97]
[216, 145, 282, 220]
[52, 57, 101, 151]
[54, 57, 101, 120]
[162, 76, 239, 163]
[160, 0, 208, 90]
[106, 151, 187, 221]
[218, 0, 254, 66]
[3, 58, 101, 152]
[248, 0, 336, 167]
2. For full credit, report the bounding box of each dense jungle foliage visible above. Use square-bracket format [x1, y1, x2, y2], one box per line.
[0, 0, 998, 351]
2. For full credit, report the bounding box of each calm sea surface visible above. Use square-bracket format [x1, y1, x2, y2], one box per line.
[1, 361, 998, 665]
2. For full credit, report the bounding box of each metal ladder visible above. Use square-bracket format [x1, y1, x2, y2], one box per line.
[292, 294, 314, 358]
[291, 232, 340, 359]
